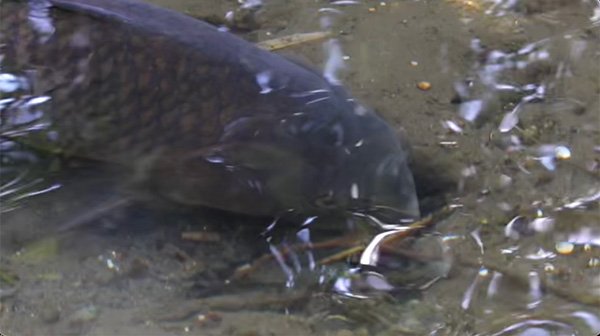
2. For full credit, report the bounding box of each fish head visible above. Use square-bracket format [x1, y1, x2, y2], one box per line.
[296, 101, 420, 223]
[149, 93, 419, 223]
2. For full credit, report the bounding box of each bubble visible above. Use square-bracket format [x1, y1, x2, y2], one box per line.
[554, 146, 571, 160]
[555, 242, 575, 255]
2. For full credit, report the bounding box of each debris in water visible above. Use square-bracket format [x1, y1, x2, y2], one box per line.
[529, 217, 554, 233]
[525, 248, 556, 260]
[462, 165, 477, 177]
[543, 263, 555, 273]
[470, 229, 484, 254]
[257, 31, 332, 51]
[331, 0, 360, 5]
[323, 39, 346, 85]
[555, 242, 575, 255]
[504, 215, 528, 240]
[181, 231, 221, 242]
[417, 81, 432, 91]
[442, 120, 464, 134]
[486, 271, 502, 297]
[499, 107, 520, 133]
[461, 268, 485, 310]
[497, 174, 512, 189]
[195, 312, 222, 328]
[556, 189, 600, 210]
[446, 0, 483, 13]
[536, 144, 572, 171]
[554, 145, 571, 160]
[68, 305, 99, 326]
[12, 237, 59, 265]
[458, 100, 483, 122]
[527, 271, 542, 309]
[439, 141, 458, 148]
[0, 73, 26, 92]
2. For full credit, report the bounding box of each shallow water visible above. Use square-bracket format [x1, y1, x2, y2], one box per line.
[1, 0, 599, 335]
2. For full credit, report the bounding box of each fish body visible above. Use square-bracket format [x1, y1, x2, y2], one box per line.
[0, 0, 419, 221]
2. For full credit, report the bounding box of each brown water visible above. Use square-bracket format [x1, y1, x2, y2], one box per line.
[1, 0, 599, 335]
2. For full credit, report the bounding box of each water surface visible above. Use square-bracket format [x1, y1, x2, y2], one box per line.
[1, 0, 598, 335]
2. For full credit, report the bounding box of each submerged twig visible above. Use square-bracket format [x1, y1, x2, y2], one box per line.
[181, 231, 221, 242]
[230, 206, 456, 279]
[230, 233, 361, 281]
[257, 31, 332, 51]
[317, 245, 365, 266]
[318, 206, 456, 266]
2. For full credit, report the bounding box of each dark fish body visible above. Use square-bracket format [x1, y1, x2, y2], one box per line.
[0, 0, 419, 221]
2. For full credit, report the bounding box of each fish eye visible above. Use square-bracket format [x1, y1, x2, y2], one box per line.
[299, 119, 344, 147]
[313, 122, 344, 147]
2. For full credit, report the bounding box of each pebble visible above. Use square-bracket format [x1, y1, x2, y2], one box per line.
[39, 305, 60, 324]
[417, 81, 432, 91]
[555, 242, 575, 255]
[554, 145, 571, 160]
[126, 258, 150, 279]
[68, 305, 99, 325]
[497, 174, 512, 189]
[195, 311, 222, 328]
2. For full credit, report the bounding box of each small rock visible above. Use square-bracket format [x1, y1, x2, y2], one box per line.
[69, 305, 99, 326]
[126, 258, 150, 279]
[39, 305, 60, 324]
[496, 174, 512, 189]
[93, 267, 116, 285]
[417, 81, 432, 91]
[194, 311, 222, 328]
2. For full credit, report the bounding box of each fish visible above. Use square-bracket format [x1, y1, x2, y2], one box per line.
[0, 0, 420, 225]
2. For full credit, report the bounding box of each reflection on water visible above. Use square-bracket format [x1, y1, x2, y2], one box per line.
[1, 0, 599, 335]
[0, 71, 60, 213]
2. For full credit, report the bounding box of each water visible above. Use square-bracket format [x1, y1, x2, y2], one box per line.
[1, 0, 599, 335]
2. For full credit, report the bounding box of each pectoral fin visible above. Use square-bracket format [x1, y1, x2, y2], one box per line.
[146, 140, 309, 216]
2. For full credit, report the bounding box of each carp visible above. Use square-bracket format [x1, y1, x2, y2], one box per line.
[0, 0, 420, 225]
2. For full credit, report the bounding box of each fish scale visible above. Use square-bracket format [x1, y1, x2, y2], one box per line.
[0, 0, 420, 221]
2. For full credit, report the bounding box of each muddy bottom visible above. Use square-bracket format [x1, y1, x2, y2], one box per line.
[1, 0, 599, 335]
